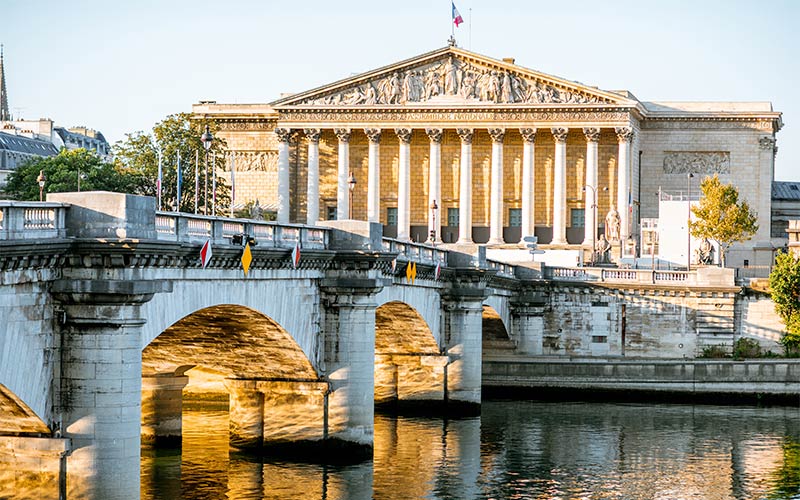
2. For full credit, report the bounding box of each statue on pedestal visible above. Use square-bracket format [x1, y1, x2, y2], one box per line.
[605, 208, 621, 241]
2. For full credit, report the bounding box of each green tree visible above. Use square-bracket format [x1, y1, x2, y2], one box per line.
[2, 148, 139, 200]
[769, 251, 800, 352]
[689, 174, 758, 267]
[114, 113, 230, 213]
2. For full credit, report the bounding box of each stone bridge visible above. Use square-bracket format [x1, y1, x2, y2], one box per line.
[0, 192, 772, 499]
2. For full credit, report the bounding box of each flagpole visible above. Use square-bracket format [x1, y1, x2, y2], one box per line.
[451, 2, 455, 40]
[212, 151, 217, 217]
[176, 150, 181, 212]
[194, 150, 199, 214]
[156, 147, 162, 211]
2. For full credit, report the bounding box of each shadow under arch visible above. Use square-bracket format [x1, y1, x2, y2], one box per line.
[374, 301, 447, 410]
[143, 304, 318, 381]
[0, 383, 50, 435]
[482, 304, 510, 341]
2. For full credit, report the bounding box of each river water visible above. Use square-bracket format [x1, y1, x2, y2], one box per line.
[141, 400, 800, 499]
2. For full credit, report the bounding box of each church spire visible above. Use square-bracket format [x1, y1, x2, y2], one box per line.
[0, 44, 10, 121]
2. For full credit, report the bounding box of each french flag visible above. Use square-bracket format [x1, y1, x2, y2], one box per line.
[452, 1, 463, 27]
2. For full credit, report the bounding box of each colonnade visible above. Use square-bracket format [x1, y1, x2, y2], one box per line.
[275, 125, 635, 245]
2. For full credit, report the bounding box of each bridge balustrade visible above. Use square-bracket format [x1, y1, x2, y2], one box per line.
[0, 202, 67, 240]
[383, 238, 447, 266]
[486, 259, 516, 278]
[545, 265, 695, 285]
[154, 212, 330, 249]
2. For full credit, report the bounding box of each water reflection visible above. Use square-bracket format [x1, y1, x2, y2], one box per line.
[141, 400, 800, 499]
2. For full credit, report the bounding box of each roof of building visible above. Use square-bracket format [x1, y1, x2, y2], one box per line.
[0, 131, 59, 156]
[773, 181, 800, 200]
[54, 126, 109, 146]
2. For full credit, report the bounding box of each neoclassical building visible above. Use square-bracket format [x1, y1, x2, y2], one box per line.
[192, 45, 782, 267]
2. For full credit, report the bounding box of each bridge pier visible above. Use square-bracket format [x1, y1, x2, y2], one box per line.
[53, 279, 165, 500]
[225, 379, 328, 453]
[442, 271, 491, 414]
[141, 373, 189, 445]
[375, 354, 449, 408]
[511, 290, 548, 355]
[321, 276, 384, 459]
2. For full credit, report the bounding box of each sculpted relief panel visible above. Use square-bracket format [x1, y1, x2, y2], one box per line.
[299, 55, 611, 107]
[663, 152, 730, 174]
[229, 151, 278, 172]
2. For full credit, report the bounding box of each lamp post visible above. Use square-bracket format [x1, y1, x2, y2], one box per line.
[348, 171, 356, 219]
[200, 125, 214, 215]
[429, 199, 438, 245]
[37, 170, 46, 202]
[687, 172, 694, 270]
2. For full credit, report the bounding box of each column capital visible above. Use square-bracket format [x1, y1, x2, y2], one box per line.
[394, 127, 413, 144]
[334, 128, 352, 143]
[365, 128, 382, 143]
[456, 128, 474, 144]
[551, 127, 569, 142]
[583, 127, 601, 143]
[425, 128, 443, 143]
[488, 128, 506, 143]
[275, 127, 292, 143]
[615, 126, 634, 143]
[303, 128, 321, 143]
[520, 128, 537, 144]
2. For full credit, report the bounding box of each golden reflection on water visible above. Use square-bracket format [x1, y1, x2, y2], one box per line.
[141, 401, 800, 500]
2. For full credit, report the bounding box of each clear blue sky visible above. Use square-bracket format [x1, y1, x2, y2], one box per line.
[4, 0, 798, 180]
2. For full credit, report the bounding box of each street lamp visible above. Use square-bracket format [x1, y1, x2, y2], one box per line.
[687, 172, 694, 270]
[200, 125, 214, 216]
[582, 185, 608, 266]
[429, 199, 438, 245]
[36, 170, 46, 202]
[348, 171, 357, 219]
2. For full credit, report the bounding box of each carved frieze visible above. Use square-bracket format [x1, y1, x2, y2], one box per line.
[293, 54, 612, 107]
[280, 110, 630, 124]
[228, 151, 278, 172]
[663, 152, 731, 174]
[759, 136, 776, 150]
[217, 120, 275, 131]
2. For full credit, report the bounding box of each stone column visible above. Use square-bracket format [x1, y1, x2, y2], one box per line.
[335, 128, 352, 220]
[456, 128, 474, 244]
[395, 128, 412, 241]
[275, 128, 292, 224]
[53, 279, 165, 500]
[365, 128, 382, 223]
[441, 272, 489, 413]
[520, 128, 537, 243]
[141, 373, 189, 445]
[615, 127, 634, 243]
[304, 128, 321, 225]
[488, 128, 506, 245]
[551, 127, 569, 244]
[320, 275, 384, 457]
[583, 127, 600, 246]
[426, 128, 443, 242]
[226, 380, 265, 449]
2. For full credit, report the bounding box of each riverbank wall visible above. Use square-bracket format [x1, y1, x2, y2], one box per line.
[482, 357, 800, 404]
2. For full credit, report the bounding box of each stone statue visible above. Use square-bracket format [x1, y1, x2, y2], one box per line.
[444, 56, 459, 95]
[501, 72, 513, 103]
[605, 208, 621, 241]
[698, 238, 715, 265]
[595, 234, 612, 264]
[250, 199, 263, 220]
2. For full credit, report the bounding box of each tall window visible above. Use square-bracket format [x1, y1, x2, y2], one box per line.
[447, 208, 459, 226]
[387, 207, 398, 226]
[326, 206, 337, 221]
[509, 208, 522, 227]
[571, 208, 585, 227]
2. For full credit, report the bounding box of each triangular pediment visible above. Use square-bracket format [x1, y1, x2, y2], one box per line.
[271, 46, 635, 108]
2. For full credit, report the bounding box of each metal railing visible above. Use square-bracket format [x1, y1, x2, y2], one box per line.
[0, 202, 68, 240]
[155, 212, 329, 250]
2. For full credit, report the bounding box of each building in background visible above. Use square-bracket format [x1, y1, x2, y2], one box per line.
[0, 130, 59, 185]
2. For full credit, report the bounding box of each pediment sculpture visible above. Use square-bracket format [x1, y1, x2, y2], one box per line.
[296, 55, 611, 107]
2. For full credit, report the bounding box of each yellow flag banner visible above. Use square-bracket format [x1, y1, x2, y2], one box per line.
[405, 261, 412, 281]
[410, 262, 417, 284]
[241, 242, 253, 276]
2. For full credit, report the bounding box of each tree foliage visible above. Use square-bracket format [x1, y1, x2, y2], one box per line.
[689, 174, 758, 267]
[769, 251, 800, 352]
[2, 148, 139, 200]
[113, 113, 230, 213]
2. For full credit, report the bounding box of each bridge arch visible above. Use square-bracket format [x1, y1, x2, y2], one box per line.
[0, 384, 50, 435]
[374, 300, 446, 406]
[376, 286, 441, 346]
[483, 295, 512, 340]
[140, 278, 322, 372]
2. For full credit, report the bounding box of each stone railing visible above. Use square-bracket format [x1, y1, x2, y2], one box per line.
[487, 259, 516, 278]
[544, 266, 694, 285]
[0, 202, 68, 240]
[155, 212, 329, 250]
[383, 238, 448, 266]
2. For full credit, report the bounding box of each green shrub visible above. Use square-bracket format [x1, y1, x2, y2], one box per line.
[732, 338, 761, 359]
[700, 345, 730, 358]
